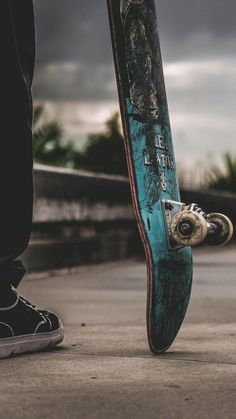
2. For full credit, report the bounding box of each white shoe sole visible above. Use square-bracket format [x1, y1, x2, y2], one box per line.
[0, 325, 64, 359]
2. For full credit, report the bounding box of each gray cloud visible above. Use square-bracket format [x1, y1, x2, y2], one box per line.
[34, 62, 116, 101]
[33, 0, 236, 163]
[34, 0, 236, 99]
[157, 0, 236, 38]
[34, 0, 236, 65]
[34, 0, 112, 65]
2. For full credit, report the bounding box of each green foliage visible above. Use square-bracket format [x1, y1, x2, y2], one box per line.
[207, 153, 236, 193]
[76, 113, 127, 176]
[32, 105, 78, 167]
[32, 106, 127, 176]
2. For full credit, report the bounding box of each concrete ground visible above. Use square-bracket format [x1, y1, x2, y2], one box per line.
[0, 246, 235, 419]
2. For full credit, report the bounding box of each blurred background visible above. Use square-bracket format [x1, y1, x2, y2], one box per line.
[33, 0, 236, 188]
[23, 0, 236, 270]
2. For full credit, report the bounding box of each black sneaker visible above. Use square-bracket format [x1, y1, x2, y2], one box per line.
[0, 288, 64, 358]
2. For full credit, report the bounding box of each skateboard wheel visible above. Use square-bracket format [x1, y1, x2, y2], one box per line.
[170, 210, 208, 247]
[205, 213, 234, 246]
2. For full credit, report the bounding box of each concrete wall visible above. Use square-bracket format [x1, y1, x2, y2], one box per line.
[22, 164, 236, 271]
[22, 165, 141, 270]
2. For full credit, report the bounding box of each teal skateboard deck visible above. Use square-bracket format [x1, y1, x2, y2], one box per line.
[107, 0, 193, 353]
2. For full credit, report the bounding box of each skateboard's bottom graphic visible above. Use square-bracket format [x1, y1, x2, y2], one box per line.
[147, 250, 192, 352]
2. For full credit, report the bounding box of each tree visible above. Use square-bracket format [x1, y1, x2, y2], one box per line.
[75, 113, 127, 176]
[32, 105, 78, 167]
[207, 153, 236, 193]
[32, 107, 127, 176]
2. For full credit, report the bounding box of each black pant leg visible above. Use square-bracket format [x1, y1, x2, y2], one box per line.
[0, 0, 35, 269]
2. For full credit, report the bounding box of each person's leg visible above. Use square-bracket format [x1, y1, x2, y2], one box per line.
[0, 0, 33, 268]
[0, 1, 64, 358]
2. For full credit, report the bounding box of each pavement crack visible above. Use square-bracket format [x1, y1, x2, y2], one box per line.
[59, 352, 236, 365]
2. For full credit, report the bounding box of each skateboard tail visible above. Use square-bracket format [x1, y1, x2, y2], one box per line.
[147, 253, 193, 353]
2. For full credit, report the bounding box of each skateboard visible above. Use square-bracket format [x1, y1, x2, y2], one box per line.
[107, 0, 233, 353]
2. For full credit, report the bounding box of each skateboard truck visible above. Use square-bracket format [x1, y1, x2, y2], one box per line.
[162, 200, 234, 250]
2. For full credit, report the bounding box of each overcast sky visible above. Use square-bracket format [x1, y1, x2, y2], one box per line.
[33, 0, 236, 172]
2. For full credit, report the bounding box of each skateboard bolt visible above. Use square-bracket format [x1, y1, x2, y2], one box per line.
[178, 221, 194, 237]
[165, 202, 173, 210]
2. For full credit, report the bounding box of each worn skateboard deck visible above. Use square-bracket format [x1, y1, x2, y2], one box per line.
[107, 0, 193, 353]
